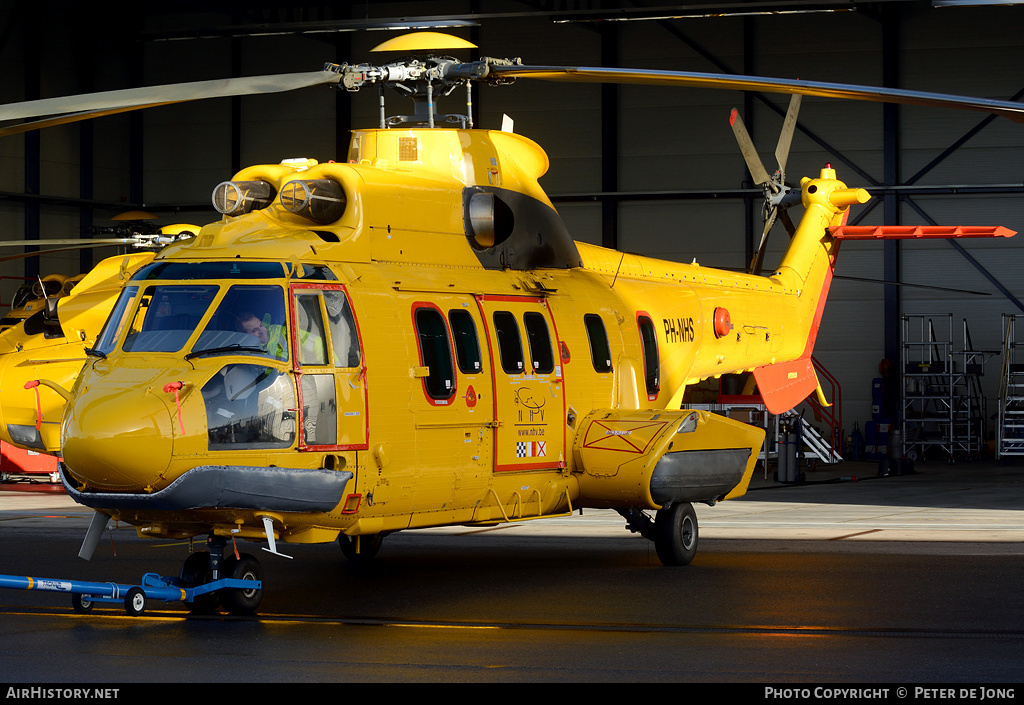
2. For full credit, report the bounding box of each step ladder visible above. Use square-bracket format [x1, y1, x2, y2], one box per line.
[779, 409, 843, 464]
[997, 315, 1024, 459]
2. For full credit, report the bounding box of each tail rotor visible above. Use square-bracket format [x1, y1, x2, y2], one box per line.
[730, 94, 803, 275]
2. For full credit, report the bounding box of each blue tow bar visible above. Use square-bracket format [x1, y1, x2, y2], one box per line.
[0, 572, 261, 616]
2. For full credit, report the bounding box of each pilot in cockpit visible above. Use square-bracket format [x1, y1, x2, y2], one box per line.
[239, 311, 288, 360]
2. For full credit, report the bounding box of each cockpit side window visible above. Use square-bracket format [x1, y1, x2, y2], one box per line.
[94, 286, 139, 355]
[191, 284, 289, 360]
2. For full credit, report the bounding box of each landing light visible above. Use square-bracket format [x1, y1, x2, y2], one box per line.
[280, 179, 347, 224]
[212, 180, 276, 215]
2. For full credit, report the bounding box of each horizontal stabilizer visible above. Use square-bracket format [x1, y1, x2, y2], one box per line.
[829, 225, 1015, 240]
[753, 357, 817, 415]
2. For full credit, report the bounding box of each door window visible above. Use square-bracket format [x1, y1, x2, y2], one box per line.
[493, 311, 524, 374]
[523, 312, 554, 374]
[292, 284, 367, 450]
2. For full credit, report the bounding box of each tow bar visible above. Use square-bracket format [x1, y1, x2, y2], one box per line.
[0, 572, 261, 616]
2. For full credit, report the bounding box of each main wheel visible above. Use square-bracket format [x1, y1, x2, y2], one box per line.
[653, 502, 699, 566]
[222, 553, 264, 616]
[124, 587, 147, 616]
[339, 533, 383, 561]
[180, 551, 220, 614]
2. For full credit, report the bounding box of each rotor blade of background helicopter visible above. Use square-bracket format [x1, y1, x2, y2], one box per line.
[0, 244, 135, 263]
[728, 109, 771, 186]
[774, 94, 801, 177]
[0, 71, 341, 125]
[490, 66, 1024, 123]
[0, 238, 140, 248]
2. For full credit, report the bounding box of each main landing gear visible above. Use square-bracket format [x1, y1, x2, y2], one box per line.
[618, 501, 700, 566]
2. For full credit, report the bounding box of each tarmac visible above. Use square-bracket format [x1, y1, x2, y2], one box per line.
[2, 457, 1024, 549]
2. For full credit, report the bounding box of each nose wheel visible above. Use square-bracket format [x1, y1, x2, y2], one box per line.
[180, 540, 264, 615]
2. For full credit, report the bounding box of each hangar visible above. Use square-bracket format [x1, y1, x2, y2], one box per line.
[0, 0, 1022, 469]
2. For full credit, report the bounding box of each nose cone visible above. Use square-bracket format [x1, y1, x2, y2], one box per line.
[62, 385, 174, 492]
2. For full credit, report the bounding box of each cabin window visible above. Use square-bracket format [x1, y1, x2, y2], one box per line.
[414, 306, 455, 400]
[324, 290, 361, 368]
[493, 311, 525, 374]
[584, 314, 613, 373]
[449, 308, 482, 374]
[638, 315, 660, 396]
[191, 285, 289, 361]
[202, 364, 296, 450]
[121, 285, 218, 353]
[523, 312, 554, 374]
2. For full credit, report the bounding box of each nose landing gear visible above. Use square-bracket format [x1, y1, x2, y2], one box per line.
[180, 535, 265, 616]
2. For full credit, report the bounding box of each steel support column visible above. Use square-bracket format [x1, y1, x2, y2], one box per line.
[882, 3, 902, 423]
[601, 23, 618, 251]
[23, 8, 40, 282]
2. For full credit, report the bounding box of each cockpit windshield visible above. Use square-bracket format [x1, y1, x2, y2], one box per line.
[190, 284, 289, 361]
[122, 285, 219, 353]
[93, 278, 290, 360]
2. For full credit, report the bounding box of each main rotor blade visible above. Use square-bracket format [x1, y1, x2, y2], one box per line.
[0, 71, 341, 125]
[489, 65, 1024, 123]
[729, 109, 771, 186]
[775, 94, 802, 177]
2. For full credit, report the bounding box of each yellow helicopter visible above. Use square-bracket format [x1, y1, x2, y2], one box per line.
[0, 214, 198, 456]
[1, 32, 1019, 615]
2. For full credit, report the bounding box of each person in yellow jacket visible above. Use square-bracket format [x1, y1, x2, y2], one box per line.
[240, 312, 289, 361]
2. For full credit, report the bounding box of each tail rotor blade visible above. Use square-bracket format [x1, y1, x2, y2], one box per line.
[750, 207, 779, 276]
[729, 108, 771, 186]
[774, 94, 802, 178]
[779, 209, 797, 238]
